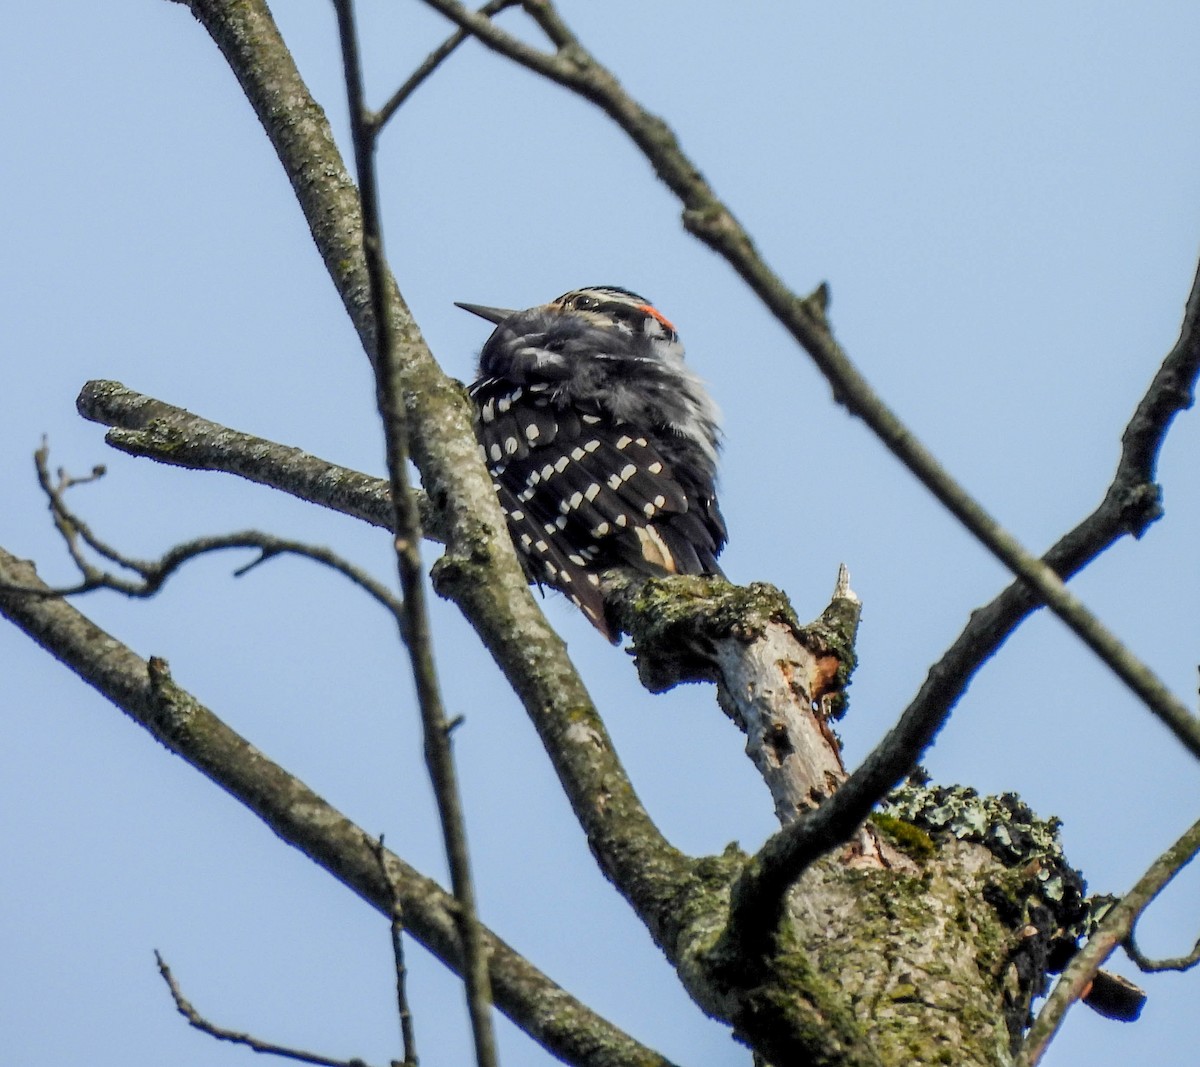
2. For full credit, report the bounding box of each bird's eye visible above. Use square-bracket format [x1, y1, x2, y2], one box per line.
[571, 294, 599, 311]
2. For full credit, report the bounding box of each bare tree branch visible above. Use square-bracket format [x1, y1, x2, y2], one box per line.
[0, 444, 406, 620]
[1018, 813, 1200, 1066]
[0, 548, 681, 1067]
[75, 379, 406, 534]
[0, 524, 404, 613]
[1125, 930, 1200, 974]
[333, 2, 497, 1062]
[374, 837, 419, 1067]
[375, 0, 519, 130]
[416, 0, 1200, 754]
[606, 567, 862, 828]
[156, 952, 376, 1067]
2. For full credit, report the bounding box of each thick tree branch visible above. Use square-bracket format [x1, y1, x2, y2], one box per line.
[606, 569, 861, 827]
[176, 0, 694, 940]
[0, 547, 680, 1067]
[418, 0, 1200, 753]
[1019, 813, 1200, 1066]
[76, 379, 404, 533]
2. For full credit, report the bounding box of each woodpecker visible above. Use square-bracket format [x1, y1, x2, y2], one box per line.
[458, 285, 727, 641]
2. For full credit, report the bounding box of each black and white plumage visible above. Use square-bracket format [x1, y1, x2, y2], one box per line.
[459, 285, 727, 641]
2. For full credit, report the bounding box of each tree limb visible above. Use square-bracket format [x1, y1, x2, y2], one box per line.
[0, 546, 681, 1067]
[75, 379, 404, 534]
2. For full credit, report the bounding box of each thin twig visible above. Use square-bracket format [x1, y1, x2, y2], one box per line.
[374, 836, 419, 1067]
[0, 445, 406, 620]
[33, 441, 144, 579]
[0, 526, 405, 620]
[1125, 927, 1200, 974]
[155, 951, 374, 1067]
[416, 0, 1200, 754]
[375, 0, 518, 130]
[332, 4, 497, 1065]
[1018, 814, 1200, 1065]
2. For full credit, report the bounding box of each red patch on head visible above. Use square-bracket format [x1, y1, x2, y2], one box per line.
[636, 303, 676, 333]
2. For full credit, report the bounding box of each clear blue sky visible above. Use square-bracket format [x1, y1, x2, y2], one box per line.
[3, 4, 1199, 1065]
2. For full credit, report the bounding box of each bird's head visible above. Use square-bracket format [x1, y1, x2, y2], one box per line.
[456, 286, 683, 384]
[457, 285, 677, 338]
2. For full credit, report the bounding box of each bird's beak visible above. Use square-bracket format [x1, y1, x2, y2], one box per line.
[454, 301, 517, 326]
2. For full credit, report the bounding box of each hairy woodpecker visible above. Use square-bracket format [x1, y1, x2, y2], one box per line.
[459, 285, 726, 640]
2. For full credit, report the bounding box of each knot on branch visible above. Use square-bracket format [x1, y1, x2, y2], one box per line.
[1116, 480, 1163, 538]
[801, 281, 831, 326]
